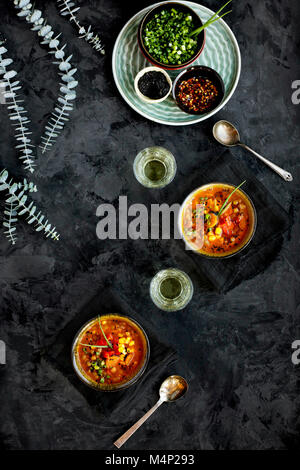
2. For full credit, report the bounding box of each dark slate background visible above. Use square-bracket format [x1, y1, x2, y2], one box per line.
[0, 0, 300, 450]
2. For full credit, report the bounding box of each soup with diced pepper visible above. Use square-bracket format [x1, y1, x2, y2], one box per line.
[74, 315, 148, 390]
[182, 183, 256, 257]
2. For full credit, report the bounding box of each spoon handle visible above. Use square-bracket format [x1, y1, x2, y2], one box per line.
[114, 398, 164, 449]
[238, 143, 293, 182]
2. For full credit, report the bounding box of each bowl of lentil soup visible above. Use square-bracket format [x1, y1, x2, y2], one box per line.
[179, 182, 257, 258]
[138, 2, 205, 70]
[72, 314, 150, 391]
[173, 66, 225, 114]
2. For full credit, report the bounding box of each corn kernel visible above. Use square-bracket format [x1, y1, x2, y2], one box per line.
[129, 340, 135, 346]
[215, 227, 222, 235]
[119, 337, 126, 344]
[208, 235, 216, 242]
[234, 208, 239, 213]
[233, 200, 239, 205]
[94, 366, 99, 370]
[125, 338, 130, 344]
[239, 203, 246, 210]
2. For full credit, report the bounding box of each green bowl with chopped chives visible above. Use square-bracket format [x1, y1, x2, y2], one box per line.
[138, 2, 206, 70]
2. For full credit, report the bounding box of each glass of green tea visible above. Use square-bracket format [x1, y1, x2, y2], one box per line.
[133, 147, 177, 189]
[150, 268, 193, 311]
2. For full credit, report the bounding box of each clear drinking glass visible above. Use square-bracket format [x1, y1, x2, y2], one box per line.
[150, 268, 194, 312]
[133, 146, 177, 189]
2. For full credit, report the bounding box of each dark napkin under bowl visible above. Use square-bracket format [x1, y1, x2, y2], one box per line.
[45, 287, 177, 425]
[176, 150, 291, 293]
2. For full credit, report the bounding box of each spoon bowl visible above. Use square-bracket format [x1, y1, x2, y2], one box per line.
[213, 120, 240, 146]
[159, 375, 188, 402]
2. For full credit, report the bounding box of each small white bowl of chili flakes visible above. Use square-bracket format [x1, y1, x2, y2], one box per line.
[173, 65, 225, 115]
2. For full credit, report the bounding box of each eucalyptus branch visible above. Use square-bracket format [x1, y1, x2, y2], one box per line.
[2, 179, 37, 244]
[57, 0, 105, 54]
[0, 169, 60, 243]
[0, 40, 35, 173]
[12, 0, 78, 154]
[3, 201, 18, 245]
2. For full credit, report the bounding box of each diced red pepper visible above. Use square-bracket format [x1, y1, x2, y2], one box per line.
[101, 335, 120, 358]
[219, 215, 235, 237]
[102, 349, 115, 358]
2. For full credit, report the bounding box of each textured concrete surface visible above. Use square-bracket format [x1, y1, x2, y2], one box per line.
[0, 0, 300, 450]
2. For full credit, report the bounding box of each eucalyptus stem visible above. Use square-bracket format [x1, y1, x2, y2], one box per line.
[190, 0, 232, 37]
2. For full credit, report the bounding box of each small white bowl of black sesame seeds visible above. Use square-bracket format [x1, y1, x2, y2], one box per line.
[134, 66, 172, 104]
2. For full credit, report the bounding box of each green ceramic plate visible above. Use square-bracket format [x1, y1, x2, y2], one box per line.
[112, 1, 241, 126]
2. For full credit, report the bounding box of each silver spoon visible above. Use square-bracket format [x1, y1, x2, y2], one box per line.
[213, 120, 293, 182]
[113, 375, 188, 449]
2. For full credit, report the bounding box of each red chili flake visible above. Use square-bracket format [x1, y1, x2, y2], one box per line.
[176, 77, 219, 113]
